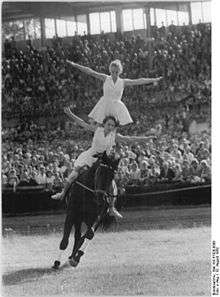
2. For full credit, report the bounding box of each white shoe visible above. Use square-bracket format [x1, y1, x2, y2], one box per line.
[51, 192, 63, 200]
[108, 207, 123, 219]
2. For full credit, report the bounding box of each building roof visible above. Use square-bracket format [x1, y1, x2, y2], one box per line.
[2, 1, 210, 22]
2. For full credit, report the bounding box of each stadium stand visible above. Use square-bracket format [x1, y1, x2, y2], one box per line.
[1, 3, 211, 212]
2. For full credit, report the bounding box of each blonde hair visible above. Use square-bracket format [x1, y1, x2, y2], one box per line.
[109, 59, 123, 74]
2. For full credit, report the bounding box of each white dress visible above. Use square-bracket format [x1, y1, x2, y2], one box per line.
[74, 127, 116, 168]
[88, 76, 133, 126]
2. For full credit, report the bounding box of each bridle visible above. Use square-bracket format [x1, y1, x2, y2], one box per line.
[75, 162, 116, 203]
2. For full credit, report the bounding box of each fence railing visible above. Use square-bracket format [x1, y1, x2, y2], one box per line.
[2, 182, 211, 215]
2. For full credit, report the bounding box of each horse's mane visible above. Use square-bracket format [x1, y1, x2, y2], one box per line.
[75, 152, 119, 191]
[77, 160, 100, 189]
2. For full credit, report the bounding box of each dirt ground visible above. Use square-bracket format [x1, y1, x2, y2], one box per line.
[2, 206, 211, 296]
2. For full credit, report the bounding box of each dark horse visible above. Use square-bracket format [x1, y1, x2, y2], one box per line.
[52, 151, 120, 269]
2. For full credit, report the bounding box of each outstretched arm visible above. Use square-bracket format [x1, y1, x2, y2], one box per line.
[64, 107, 95, 132]
[116, 125, 162, 144]
[66, 60, 107, 81]
[116, 133, 156, 145]
[124, 76, 163, 87]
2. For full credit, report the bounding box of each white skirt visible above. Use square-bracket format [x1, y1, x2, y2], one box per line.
[74, 148, 97, 168]
[88, 97, 133, 126]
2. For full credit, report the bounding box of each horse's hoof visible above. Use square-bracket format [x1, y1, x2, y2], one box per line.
[85, 228, 94, 240]
[68, 257, 79, 267]
[52, 260, 60, 269]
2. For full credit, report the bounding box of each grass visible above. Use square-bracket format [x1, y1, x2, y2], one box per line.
[2, 225, 211, 296]
[2, 206, 211, 296]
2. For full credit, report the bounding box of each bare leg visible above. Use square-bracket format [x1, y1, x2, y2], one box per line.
[52, 169, 79, 200]
[108, 180, 123, 219]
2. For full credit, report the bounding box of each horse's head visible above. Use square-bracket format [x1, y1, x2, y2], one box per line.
[93, 151, 120, 205]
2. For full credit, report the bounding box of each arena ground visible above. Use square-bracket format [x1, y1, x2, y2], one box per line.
[2, 205, 211, 296]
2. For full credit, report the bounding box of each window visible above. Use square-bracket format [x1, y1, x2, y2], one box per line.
[150, 8, 155, 26]
[66, 20, 77, 36]
[122, 9, 133, 31]
[56, 19, 66, 37]
[191, 2, 203, 24]
[202, 1, 211, 23]
[24, 19, 33, 39]
[166, 9, 178, 26]
[90, 11, 116, 35]
[178, 11, 189, 25]
[155, 9, 166, 27]
[133, 9, 145, 30]
[100, 12, 111, 33]
[11, 20, 25, 41]
[45, 18, 55, 38]
[33, 19, 41, 39]
[24, 19, 41, 39]
[110, 11, 116, 32]
[76, 15, 87, 35]
[89, 13, 100, 34]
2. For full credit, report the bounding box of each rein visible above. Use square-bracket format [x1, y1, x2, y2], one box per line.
[75, 163, 115, 199]
[75, 180, 108, 196]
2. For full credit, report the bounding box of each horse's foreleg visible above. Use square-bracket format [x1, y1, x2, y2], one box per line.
[69, 222, 95, 267]
[77, 205, 108, 253]
[69, 208, 107, 267]
[68, 231, 91, 267]
[52, 211, 74, 269]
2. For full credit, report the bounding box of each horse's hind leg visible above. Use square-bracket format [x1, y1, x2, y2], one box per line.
[68, 220, 83, 267]
[52, 211, 74, 269]
[72, 220, 82, 255]
[60, 211, 75, 250]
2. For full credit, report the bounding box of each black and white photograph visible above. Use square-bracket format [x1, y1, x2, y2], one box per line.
[1, 0, 214, 296]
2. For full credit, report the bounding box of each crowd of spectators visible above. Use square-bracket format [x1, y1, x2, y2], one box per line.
[116, 130, 211, 188]
[2, 22, 211, 130]
[2, 127, 211, 192]
[2, 22, 211, 192]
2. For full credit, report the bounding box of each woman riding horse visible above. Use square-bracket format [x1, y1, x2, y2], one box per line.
[52, 107, 159, 219]
[53, 150, 121, 269]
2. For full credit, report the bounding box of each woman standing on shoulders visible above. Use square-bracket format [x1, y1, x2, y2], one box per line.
[66, 59, 162, 126]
